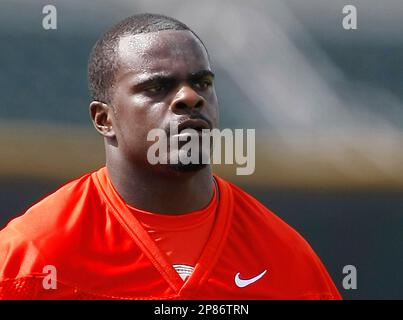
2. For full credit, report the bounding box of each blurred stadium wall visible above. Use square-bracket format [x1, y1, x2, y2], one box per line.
[0, 0, 402, 299]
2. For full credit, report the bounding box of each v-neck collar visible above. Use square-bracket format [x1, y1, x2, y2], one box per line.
[92, 167, 234, 298]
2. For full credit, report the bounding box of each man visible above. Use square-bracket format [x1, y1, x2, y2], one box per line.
[0, 14, 341, 299]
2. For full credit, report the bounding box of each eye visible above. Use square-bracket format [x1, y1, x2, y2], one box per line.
[194, 79, 213, 89]
[146, 84, 165, 93]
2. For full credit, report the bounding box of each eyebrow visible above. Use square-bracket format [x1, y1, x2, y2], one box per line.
[131, 70, 215, 89]
[188, 70, 215, 81]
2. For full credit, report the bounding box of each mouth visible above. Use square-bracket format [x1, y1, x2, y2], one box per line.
[177, 118, 211, 134]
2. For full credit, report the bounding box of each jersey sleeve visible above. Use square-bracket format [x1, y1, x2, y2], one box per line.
[0, 225, 47, 299]
[288, 228, 342, 300]
[310, 250, 342, 300]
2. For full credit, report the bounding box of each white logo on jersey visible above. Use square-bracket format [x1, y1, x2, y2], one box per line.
[235, 269, 267, 288]
[173, 264, 194, 281]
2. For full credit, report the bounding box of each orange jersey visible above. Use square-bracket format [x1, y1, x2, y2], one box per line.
[128, 181, 218, 281]
[0, 167, 341, 299]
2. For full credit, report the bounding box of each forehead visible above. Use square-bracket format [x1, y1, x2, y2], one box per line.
[116, 30, 210, 78]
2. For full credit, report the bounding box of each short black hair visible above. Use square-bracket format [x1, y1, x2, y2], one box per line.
[88, 13, 207, 104]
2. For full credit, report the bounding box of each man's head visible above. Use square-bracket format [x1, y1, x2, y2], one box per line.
[88, 14, 219, 174]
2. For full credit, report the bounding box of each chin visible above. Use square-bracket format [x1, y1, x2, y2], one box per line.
[168, 162, 208, 173]
[165, 148, 210, 173]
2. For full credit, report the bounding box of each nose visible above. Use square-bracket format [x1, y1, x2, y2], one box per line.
[170, 85, 204, 113]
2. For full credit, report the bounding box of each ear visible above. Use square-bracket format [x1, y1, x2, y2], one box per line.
[89, 101, 116, 138]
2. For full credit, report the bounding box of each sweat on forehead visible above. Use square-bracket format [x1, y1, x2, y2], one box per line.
[117, 30, 208, 70]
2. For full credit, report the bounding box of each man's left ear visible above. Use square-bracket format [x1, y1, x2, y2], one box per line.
[89, 101, 116, 138]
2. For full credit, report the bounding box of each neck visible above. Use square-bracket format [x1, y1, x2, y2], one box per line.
[105, 152, 215, 215]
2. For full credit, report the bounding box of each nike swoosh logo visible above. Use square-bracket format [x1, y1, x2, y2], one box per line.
[235, 270, 267, 288]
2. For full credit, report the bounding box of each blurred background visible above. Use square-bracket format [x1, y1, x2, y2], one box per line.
[0, 0, 402, 299]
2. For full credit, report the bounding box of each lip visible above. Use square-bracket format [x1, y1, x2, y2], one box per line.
[178, 118, 211, 133]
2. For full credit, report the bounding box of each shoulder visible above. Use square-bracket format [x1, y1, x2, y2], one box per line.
[216, 176, 341, 299]
[0, 170, 102, 276]
[217, 176, 308, 246]
[216, 177, 322, 266]
[1, 170, 100, 240]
